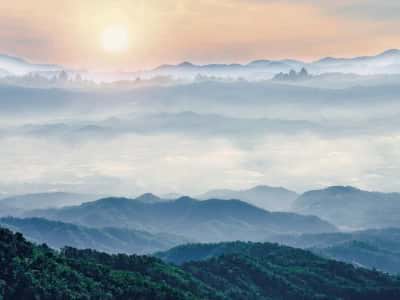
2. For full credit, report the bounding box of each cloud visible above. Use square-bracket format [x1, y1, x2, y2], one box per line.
[335, 0, 400, 21]
[1, 0, 400, 69]
[245, 0, 400, 21]
[2, 113, 400, 195]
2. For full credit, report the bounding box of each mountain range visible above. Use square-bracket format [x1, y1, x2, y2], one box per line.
[2, 227, 400, 300]
[0, 54, 62, 76]
[0, 192, 101, 210]
[293, 186, 400, 229]
[269, 228, 400, 274]
[198, 185, 298, 211]
[4, 185, 400, 233]
[25, 195, 336, 242]
[0, 216, 188, 254]
[0, 202, 22, 217]
[148, 49, 400, 78]
[3, 186, 400, 276]
[2, 49, 400, 79]
[4, 216, 400, 274]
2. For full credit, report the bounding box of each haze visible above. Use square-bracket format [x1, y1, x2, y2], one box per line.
[0, 0, 400, 198]
[2, 0, 400, 69]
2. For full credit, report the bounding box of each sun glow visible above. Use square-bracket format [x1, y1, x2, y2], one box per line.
[101, 25, 129, 53]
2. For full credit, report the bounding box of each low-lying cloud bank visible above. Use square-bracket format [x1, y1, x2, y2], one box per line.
[0, 79, 399, 196]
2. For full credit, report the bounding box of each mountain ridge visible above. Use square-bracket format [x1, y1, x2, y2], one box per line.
[2, 48, 400, 79]
[0, 54, 62, 75]
[294, 185, 400, 229]
[269, 227, 400, 274]
[198, 185, 298, 211]
[0, 192, 102, 210]
[26, 195, 337, 242]
[154, 49, 400, 70]
[2, 227, 400, 300]
[0, 216, 189, 254]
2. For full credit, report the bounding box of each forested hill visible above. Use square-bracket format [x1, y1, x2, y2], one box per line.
[0, 227, 213, 300]
[2, 227, 400, 300]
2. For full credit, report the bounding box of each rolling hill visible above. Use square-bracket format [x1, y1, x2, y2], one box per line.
[313, 240, 400, 275]
[26, 196, 337, 242]
[293, 186, 400, 229]
[0, 203, 22, 217]
[270, 228, 400, 251]
[0, 217, 189, 254]
[0, 192, 101, 210]
[269, 228, 400, 274]
[198, 185, 298, 211]
[2, 227, 400, 300]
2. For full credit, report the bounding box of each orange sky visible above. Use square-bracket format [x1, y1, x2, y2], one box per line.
[1, 0, 399, 70]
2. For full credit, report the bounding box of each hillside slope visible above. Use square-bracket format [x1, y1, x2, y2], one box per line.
[0, 217, 189, 254]
[270, 228, 400, 274]
[0, 192, 101, 210]
[294, 186, 400, 229]
[27, 196, 336, 242]
[2, 227, 400, 300]
[198, 185, 298, 211]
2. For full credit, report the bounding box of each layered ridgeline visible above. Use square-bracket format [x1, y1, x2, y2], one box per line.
[0, 203, 22, 218]
[293, 186, 400, 229]
[2, 228, 400, 300]
[0, 217, 189, 254]
[0, 54, 61, 76]
[150, 49, 400, 78]
[26, 196, 336, 242]
[0, 192, 101, 210]
[198, 185, 298, 211]
[2, 49, 400, 79]
[270, 228, 400, 274]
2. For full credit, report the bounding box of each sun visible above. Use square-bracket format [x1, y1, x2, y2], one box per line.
[101, 25, 129, 53]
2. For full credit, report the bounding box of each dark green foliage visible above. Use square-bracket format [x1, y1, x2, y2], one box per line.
[180, 242, 400, 299]
[155, 241, 255, 265]
[2, 227, 400, 300]
[159, 242, 400, 299]
[0, 227, 211, 300]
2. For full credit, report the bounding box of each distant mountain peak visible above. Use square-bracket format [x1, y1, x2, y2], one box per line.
[0, 192, 100, 210]
[316, 56, 339, 63]
[150, 48, 400, 77]
[178, 61, 195, 67]
[324, 186, 360, 193]
[198, 185, 298, 211]
[135, 193, 162, 203]
[0, 54, 29, 64]
[294, 185, 400, 229]
[301, 186, 361, 197]
[247, 59, 271, 66]
[0, 53, 62, 75]
[379, 49, 400, 56]
[154, 61, 196, 71]
[250, 185, 291, 192]
[175, 196, 197, 203]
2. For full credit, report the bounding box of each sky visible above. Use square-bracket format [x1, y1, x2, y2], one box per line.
[1, 0, 400, 70]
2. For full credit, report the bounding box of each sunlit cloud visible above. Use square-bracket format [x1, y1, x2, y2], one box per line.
[0, 0, 399, 69]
